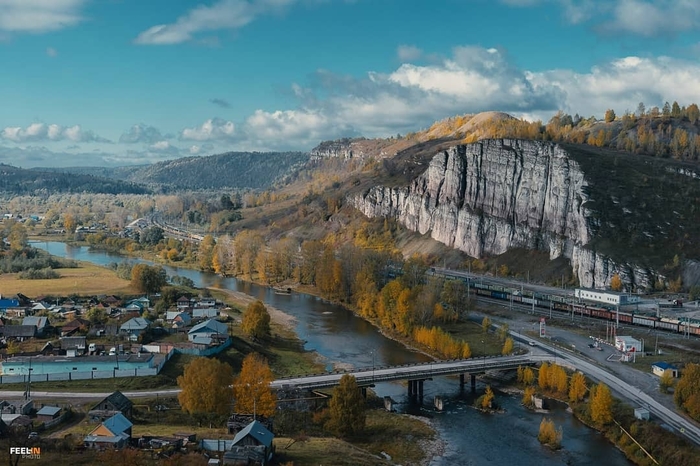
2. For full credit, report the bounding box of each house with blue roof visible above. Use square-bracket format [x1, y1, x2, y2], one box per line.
[188, 319, 229, 345]
[84, 412, 132, 450]
[120, 317, 150, 342]
[652, 362, 679, 378]
[226, 420, 274, 465]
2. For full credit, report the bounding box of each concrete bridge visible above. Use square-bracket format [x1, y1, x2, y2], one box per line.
[271, 354, 539, 396]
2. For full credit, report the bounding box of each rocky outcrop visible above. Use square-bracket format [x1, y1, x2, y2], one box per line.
[350, 139, 657, 290]
[310, 138, 366, 160]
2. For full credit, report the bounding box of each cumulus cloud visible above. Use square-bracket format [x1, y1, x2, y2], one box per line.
[210, 98, 231, 108]
[134, 0, 297, 45]
[180, 117, 236, 141]
[1, 123, 110, 143]
[119, 124, 166, 144]
[0, 0, 87, 34]
[189, 143, 214, 154]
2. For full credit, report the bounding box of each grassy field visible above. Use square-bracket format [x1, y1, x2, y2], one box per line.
[0, 262, 135, 297]
[274, 437, 392, 466]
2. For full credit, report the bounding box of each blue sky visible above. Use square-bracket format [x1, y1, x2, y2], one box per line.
[2, 0, 700, 167]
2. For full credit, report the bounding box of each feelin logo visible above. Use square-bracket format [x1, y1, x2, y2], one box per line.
[9, 447, 41, 458]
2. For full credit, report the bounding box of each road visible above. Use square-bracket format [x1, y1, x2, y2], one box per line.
[510, 331, 700, 446]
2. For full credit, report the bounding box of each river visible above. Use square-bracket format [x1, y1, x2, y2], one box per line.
[34, 241, 631, 466]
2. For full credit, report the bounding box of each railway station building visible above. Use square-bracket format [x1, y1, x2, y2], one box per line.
[575, 288, 641, 306]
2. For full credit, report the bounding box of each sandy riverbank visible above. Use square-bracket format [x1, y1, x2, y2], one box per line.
[208, 286, 297, 328]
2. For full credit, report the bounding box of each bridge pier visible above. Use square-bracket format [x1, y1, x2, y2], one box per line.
[361, 387, 367, 398]
[459, 373, 465, 389]
[418, 379, 423, 398]
[471, 374, 476, 393]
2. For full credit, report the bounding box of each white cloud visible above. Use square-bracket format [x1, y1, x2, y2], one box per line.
[119, 124, 165, 144]
[1, 122, 110, 143]
[603, 0, 700, 36]
[0, 0, 86, 34]
[396, 45, 422, 62]
[180, 118, 236, 141]
[134, 0, 296, 45]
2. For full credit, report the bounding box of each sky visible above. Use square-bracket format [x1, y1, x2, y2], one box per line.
[2, 0, 700, 167]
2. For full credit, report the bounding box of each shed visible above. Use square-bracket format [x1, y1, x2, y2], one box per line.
[652, 362, 679, 378]
[36, 406, 62, 423]
[634, 408, 650, 421]
[89, 390, 134, 421]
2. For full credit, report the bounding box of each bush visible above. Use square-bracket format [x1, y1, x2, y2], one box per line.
[18, 267, 60, 279]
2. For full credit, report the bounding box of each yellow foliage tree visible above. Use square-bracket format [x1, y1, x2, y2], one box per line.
[538, 362, 550, 390]
[590, 383, 614, 426]
[523, 366, 535, 386]
[482, 316, 492, 333]
[481, 386, 495, 410]
[232, 353, 276, 418]
[523, 386, 536, 408]
[569, 372, 587, 402]
[538, 418, 562, 449]
[610, 273, 623, 292]
[502, 337, 514, 355]
[178, 357, 234, 424]
[241, 300, 271, 340]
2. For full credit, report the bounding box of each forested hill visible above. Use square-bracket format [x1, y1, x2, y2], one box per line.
[38, 151, 310, 191]
[124, 151, 309, 190]
[0, 164, 150, 195]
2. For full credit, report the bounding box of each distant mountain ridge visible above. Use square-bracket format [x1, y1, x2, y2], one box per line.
[0, 164, 150, 195]
[33, 151, 310, 191]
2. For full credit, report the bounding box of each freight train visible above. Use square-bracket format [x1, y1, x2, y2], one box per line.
[467, 280, 700, 337]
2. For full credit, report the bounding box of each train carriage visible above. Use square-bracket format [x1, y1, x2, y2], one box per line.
[633, 315, 657, 328]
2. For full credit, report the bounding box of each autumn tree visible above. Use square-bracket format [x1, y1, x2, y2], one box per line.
[610, 273, 623, 292]
[522, 366, 535, 385]
[674, 363, 700, 420]
[326, 374, 366, 437]
[479, 385, 495, 410]
[522, 386, 536, 407]
[241, 300, 271, 340]
[497, 323, 509, 342]
[569, 372, 587, 402]
[198, 235, 216, 271]
[178, 357, 234, 425]
[232, 353, 276, 418]
[502, 337, 514, 355]
[538, 418, 562, 449]
[538, 362, 550, 390]
[7, 222, 27, 252]
[63, 213, 76, 233]
[130, 263, 167, 294]
[590, 383, 614, 426]
[482, 316, 492, 333]
[687, 103, 700, 124]
[604, 109, 616, 123]
[659, 371, 674, 394]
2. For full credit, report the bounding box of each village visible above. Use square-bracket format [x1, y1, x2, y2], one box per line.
[0, 291, 281, 465]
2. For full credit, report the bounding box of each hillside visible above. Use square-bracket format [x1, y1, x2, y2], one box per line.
[39, 151, 310, 191]
[0, 164, 150, 195]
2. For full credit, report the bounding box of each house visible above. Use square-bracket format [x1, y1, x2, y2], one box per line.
[188, 319, 229, 345]
[84, 412, 133, 450]
[171, 312, 192, 329]
[193, 308, 219, 319]
[61, 318, 90, 336]
[198, 298, 217, 308]
[614, 336, 642, 353]
[60, 336, 87, 356]
[22, 316, 49, 336]
[131, 297, 150, 308]
[103, 296, 121, 307]
[652, 362, 679, 378]
[0, 298, 21, 314]
[89, 391, 134, 422]
[176, 296, 191, 310]
[36, 406, 62, 423]
[1, 325, 36, 341]
[124, 303, 144, 313]
[166, 311, 182, 322]
[225, 420, 274, 465]
[120, 317, 150, 342]
[88, 324, 119, 337]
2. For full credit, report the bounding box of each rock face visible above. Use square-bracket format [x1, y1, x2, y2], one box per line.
[310, 138, 364, 160]
[350, 139, 656, 289]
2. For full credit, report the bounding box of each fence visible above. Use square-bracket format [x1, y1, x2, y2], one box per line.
[0, 339, 228, 385]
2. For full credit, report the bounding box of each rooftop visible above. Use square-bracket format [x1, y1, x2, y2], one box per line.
[36, 406, 61, 416]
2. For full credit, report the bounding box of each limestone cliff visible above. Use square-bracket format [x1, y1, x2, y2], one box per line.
[349, 139, 656, 289]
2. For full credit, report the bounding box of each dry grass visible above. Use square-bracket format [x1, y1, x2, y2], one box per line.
[0, 262, 135, 297]
[274, 437, 391, 466]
